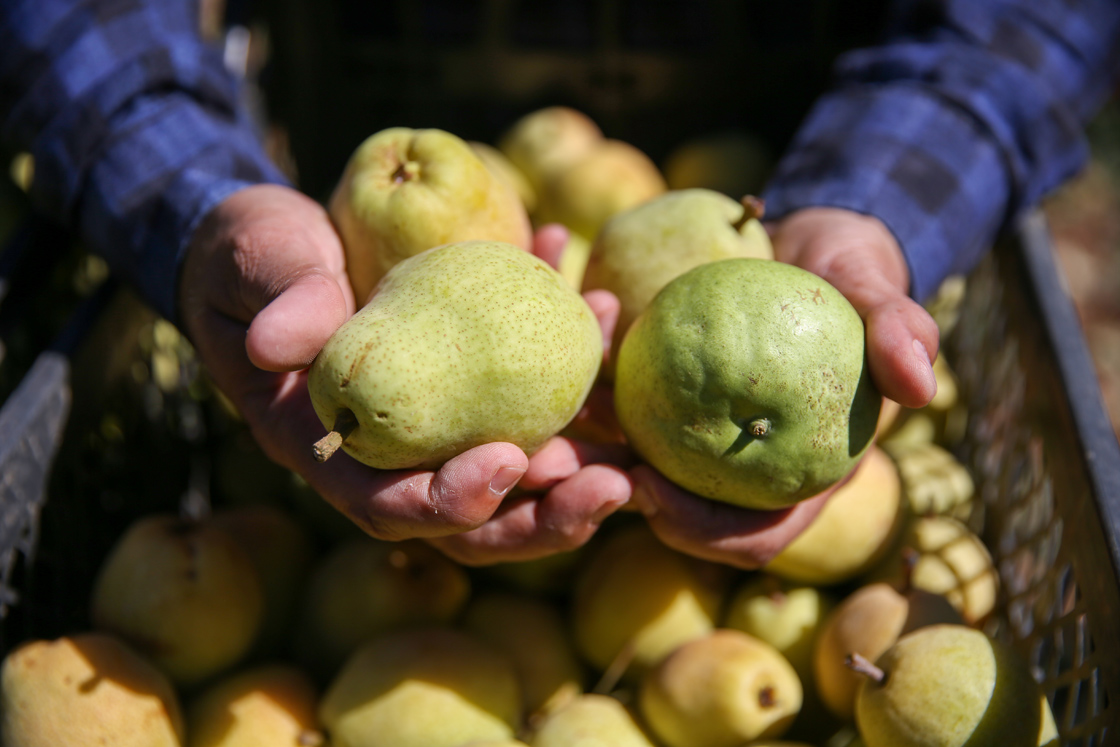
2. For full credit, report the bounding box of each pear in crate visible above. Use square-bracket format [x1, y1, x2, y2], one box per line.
[571, 523, 730, 680]
[308, 241, 602, 470]
[582, 188, 773, 369]
[853, 625, 1059, 747]
[210, 504, 316, 656]
[0, 632, 184, 747]
[294, 537, 470, 677]
[329, 127, 532, 304]
[638, 629, 803, 747]
[470, 140, 538, 213]
[186, 663, 325, 747]
[814, 582, 961, 721]
[318, 627, 522, 747]
[90, 513, 264, 687]
[498, 106, 604, 198]
[461, 591, 585, 719]
[764, 446, 905, 585]
[528, 693, 657, 747]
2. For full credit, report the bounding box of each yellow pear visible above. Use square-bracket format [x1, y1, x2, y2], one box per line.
[186, 663, 325, 747]
[662, 129, 774, 198]
[329, 127, 532, 304]
[470, 139, 538, 214]
[638, 629, 803, 747]
[89, 514, 264, 687]
[294, 537, 471, 678]
[461, 591, 585, 719]
[0, 632, 184, 746]
[570, 523, 730, 681]
[318, 627, 522, 747]
[497, 106, 604, 198]
[765, 446, 906, 585]
[528, 693, 656, 747]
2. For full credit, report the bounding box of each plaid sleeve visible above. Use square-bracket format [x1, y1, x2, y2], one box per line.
[762, 0, 1120, 303]
[0, 0, 288, 322]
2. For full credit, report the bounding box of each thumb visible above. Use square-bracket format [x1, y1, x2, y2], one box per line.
[246, 269, 350, 371]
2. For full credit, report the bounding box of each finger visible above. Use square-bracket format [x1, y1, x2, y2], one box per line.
[863, 296, 940, 408]
[532, 223, 570, 269]
[429, 463, 633, 565]
[520, 435, 636, 491]
[246, 269, 350, 371]
[582, 288, 620, 364]
[629, 465, 830, 570]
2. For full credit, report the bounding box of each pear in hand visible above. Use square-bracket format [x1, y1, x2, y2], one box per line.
[330, 127, 532, 304]
[582, 188, 773, 370]
[852, 624, 1058, 747]
[308, 241, 602, 470]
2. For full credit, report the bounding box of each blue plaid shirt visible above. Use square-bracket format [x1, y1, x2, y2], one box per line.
[3, 0, 1120, 319]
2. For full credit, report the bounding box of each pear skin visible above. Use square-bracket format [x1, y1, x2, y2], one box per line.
[662, 129, 775, 198]
[0, 632, 184, 746]
[318, 627, 522, 747]
[528, 693, 657, 747]
[498, 106, 604, 197]
[470, 140, 538, 214]
[330, 127, 533, 304]
[89, 514, 264, 688]
[186, 664, 325, 747]
[308, 241, 602, 471]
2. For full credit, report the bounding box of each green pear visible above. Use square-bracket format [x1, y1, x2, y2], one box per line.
[308, 241, 602, 470]
[329, 127, 533, 304]
[0, 633, 184, 747]
[461, 591, 585, 719]
[498, 106, 604, 198]
[89, 514, 265, 688]
[638, 628, 803, 747]
[318, 627, 522, 747]
[186, 664, 325, 747]
[570, 523, 730, 681]
[852, 624, 1055, 747]
[528, 693, 657, 747]
[294, 537, 471, 678]
[764, 446, 905, 585]
[582, 188, 773, 367]
[814, 583, 962, 721]
[614, 258, 881, 510]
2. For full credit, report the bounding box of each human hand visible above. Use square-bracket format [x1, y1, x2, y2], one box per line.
[180, 189, 630, 564]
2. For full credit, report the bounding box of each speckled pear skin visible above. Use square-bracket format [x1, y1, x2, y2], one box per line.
[614, 258, 880, 510]
[308, 241, 603, 470]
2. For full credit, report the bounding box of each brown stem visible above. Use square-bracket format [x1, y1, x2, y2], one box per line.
[734, 195, 766, 231]
[592, 640, 636, 695]
[845, 652, 887, 684]
[313, 409, 359, 462]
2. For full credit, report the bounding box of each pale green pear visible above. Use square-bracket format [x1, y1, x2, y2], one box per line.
[528, 694, 656, 747]
[498, 106, 604, 198]
[614, 258, 881, 510]
[318, 627, 522, 747]
[582, 188, 773, 366]
[308, 241, 602, 470]
[329, 127, 532, 304]
[854, 625, 1055, 747]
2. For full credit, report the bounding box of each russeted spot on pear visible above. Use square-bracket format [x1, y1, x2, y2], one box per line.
[308, 241, 603, 470]
[850, 624, 1059, 747]
[614, 258, 881, 510]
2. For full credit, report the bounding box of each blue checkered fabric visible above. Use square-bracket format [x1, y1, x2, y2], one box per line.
[0, 0, 287, 322]
[762, 0, 1120, 303]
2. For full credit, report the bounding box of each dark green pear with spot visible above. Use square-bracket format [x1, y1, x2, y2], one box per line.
[309, 240, 602, 470]
[614, 258, 880, 510]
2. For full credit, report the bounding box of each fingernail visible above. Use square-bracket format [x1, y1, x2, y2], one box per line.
[913, 339, 936, 392]
[591, 497, 628, 525]
[489, 465, 524, 496]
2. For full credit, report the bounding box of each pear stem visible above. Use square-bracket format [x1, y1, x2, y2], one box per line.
[313, 409, 359, 463]
[845, 652, 887, 684]
[592, 640, 636, 695]
[734, 195, 766, 231]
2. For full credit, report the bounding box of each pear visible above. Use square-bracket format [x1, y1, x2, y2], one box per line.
[764, 446, 906, 585]
[557, 231, 592, 290]
[470, 139, 538, 214]
[186, 663, 325, 747]
[89, 514, 265, 687]
[308, 241, 602, 470]
[461, 591, 585, 719]
[329, 127, 533, 304]
[813, 582, 961, 721]
[662, 129, 774, 198]
[582, 188, 773, 369]
[0, 632, 184, 746]
[570, 523, 730, 681]
[638, 628, 803, 747]
[614, 258, 881, 510]
[852, 624, 1056, 747]
[535, 139, 668, 241]
[497, 106, 604, 198]
[210, 504, 316, 657]
[318, 627, 522, 747]
[528, 693, 657, 747]
[293, 537, 471, 678]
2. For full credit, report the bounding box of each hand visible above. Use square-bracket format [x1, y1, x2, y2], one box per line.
[180, 188, 630, 564]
